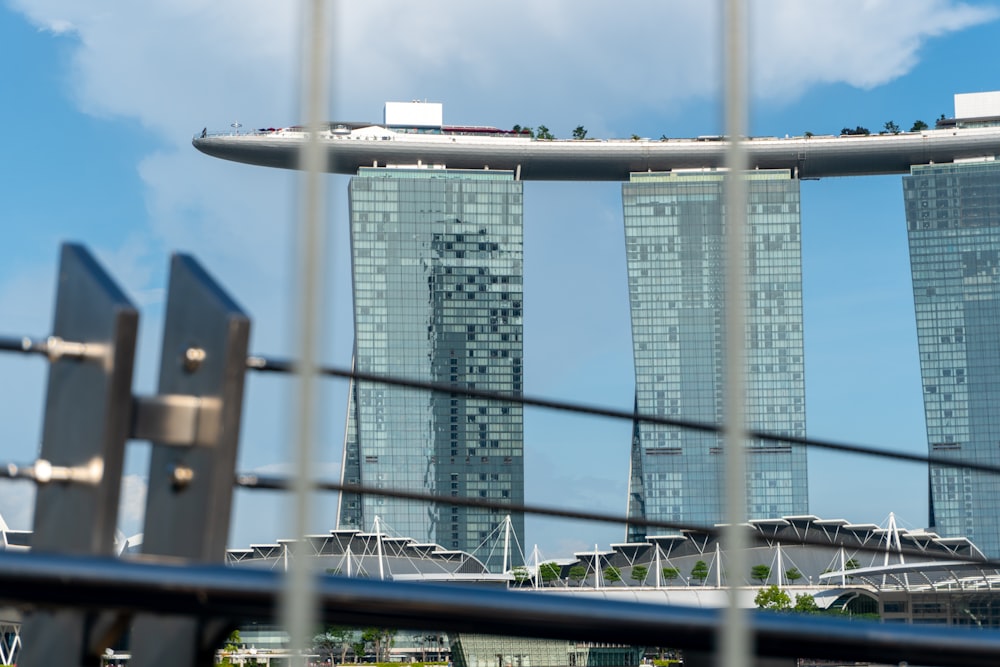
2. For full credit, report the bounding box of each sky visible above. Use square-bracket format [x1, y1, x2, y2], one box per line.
[2, 0, 1000, 560]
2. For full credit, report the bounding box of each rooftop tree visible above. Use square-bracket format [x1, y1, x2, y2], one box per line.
[751, 564, 771, 584]
[690, 560, 709, 583]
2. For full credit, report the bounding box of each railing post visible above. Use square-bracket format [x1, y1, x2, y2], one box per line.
[128, 254, 251, 667]
[18, 244, 139, 667]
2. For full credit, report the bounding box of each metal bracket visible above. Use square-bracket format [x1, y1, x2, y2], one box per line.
[129, 253, 250, 667]
[130, 394, 222, 447]
[18, 244, 139, 667]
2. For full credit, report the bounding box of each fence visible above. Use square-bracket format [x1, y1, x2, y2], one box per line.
[1, 242, 1000, 667]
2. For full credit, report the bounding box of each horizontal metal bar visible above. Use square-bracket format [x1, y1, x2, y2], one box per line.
[0, 336, 34, 354]
[247, 356, 1000, 478]
[0, 459, 103, 485]
[0, 335, 109, 363]
[0, 551, 999, 667]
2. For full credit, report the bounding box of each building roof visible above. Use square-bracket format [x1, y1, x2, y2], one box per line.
[193, 123, 1000, 181]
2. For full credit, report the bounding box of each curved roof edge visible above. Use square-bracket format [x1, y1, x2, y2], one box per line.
[193, 126, 1000, 181]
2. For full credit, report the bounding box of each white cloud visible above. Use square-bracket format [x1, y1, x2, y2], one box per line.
[749, 0, 998, 101]
[13, 0, 997, 135]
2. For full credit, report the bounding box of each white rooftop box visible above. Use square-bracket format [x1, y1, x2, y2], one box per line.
[384, 101, 443, 128]
[955, 92, 1000, 119]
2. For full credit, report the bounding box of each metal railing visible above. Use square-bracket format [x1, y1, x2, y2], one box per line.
[6, 3, 1000, 667]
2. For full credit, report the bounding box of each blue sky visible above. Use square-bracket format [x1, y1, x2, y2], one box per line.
[2, 0, 1000, 559]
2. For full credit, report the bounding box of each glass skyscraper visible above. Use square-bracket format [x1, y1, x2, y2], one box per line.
[622, 170, 808, 540]
[904, 161, 1000, 558]
[338, 167, 524, 570]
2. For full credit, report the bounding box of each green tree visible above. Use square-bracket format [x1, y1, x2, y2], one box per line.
[568, 565, 587, 584]
[630, 133, 641, 140]
[690, 560, 709, 583]
[361, 627, 397, 663]
[333, 627, 356, 663]
[784, 567, 803, 583]
[841, 126, 871, 136]
[539, 562, 561, 584]
[883, 120, 901, 134]
[794, 593, 819, 613]
[223, 629, 241, 653]
[661, 566, 681, 582]
[314, 628, 353, 665]
[512, 566, 531, 584]
[804, 131, 814, 138]
[754, 585, 791, 611]
[750, 564, 771, 584]
[631, 564, 649, 584]
[603, 565, 622, 582]
[536, 125, 554, 140]
[910, 120, 929, 132]
[352, 636, 367, 662]
[845, 558, 860, 570]
[572, 125, 588, 139]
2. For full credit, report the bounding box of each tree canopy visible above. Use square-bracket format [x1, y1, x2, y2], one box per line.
[223, 629, 241, 653]
[313, 627, 354, 665]
[794, 593, 819, 613]
[361, 627, 397, 662]
[539, 562, 561, 583]
[840, 126, 871, 136]
[754, 585, 791, 611]
[750, 564, 771, 584]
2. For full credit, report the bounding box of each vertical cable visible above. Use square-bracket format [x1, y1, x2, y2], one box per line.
[722, 1, 750, 667]
[282, 0, 328, 661]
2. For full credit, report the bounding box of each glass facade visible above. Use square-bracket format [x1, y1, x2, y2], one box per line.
[622, 170, 808, 540]
[339, 167, 524, 571]
[904, 161, 1000, 558]
[453, 635, 643, 667]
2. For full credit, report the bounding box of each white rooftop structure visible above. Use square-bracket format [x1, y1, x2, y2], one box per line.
[955, 91, 1000, 120]
[384, 101, 443, 128]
